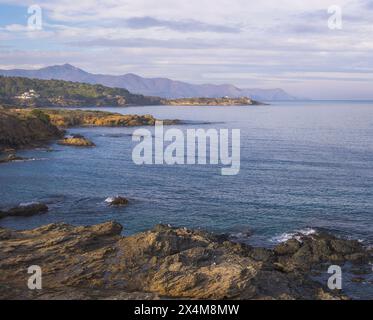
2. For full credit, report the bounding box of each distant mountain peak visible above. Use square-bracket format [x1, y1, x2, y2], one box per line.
[0, 65, 299, 101]
[61, 63, 78, 69]
[43, 64, 85, 72]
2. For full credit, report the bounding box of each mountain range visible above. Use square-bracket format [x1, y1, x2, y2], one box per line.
[0, 64, 298, 101]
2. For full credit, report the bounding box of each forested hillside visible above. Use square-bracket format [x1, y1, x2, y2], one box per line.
[0, 76, 162, 107]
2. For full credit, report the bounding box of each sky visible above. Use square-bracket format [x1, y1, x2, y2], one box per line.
[0, 0, 372, 99]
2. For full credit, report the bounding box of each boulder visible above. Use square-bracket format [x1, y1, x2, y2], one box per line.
[58, 135, 95, 147]
[0, 203, 48, 219]
[109, 196, 129, 206]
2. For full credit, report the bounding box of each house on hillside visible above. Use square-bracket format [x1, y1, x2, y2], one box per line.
[15, 89, 40, 100]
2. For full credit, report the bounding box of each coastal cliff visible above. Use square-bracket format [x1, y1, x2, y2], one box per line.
[0, 222, 371, 300]
[0, 108, 64, 151]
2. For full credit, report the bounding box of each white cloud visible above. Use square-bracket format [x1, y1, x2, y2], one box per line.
[0, 0, 372, 98]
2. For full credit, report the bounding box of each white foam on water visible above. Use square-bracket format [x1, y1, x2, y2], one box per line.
[104, 197, 115, 204]
[19, 201, 40, 207]
[271, 228, 317, 243]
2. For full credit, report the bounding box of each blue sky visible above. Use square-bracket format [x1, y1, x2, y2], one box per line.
[0, 0, 373, 99]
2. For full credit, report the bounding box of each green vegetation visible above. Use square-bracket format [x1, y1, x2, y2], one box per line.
[30, 109, 51, 124]
[0, 76, 162, 107]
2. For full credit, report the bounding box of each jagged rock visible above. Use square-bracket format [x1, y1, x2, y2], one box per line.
[273, 232, 371, 272]
[0, 203, 48, 219]
[58, 135, 95, 147]
[108, 196, 129, 206]
[0, 222, 369, 300]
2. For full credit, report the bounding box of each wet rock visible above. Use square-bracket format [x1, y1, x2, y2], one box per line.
[107, 196, 129, 206]
[273, 232, 371, 272]
[0, 203, 48, 219]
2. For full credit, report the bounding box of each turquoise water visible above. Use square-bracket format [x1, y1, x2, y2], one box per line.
[1, 101, 373, 247]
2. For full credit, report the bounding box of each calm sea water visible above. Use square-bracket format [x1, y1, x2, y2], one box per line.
[1, 101, 373, 248]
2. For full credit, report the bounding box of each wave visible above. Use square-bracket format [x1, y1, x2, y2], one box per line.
[104, 197, 115, 204]
[271, 228, 317, 243]
[13, 158, 48, 163]
[19, 201, 42, 207]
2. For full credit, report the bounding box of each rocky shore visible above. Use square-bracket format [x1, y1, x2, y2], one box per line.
[0, 108, 179, 153]
[164, 97, 263, 106]
[0, 222, 371, 300]
[0, 108, 64, 152]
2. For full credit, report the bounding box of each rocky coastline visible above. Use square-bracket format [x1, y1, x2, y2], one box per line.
[0, 108, 179, 155]
[163, 97, 264, 106]
[0, 221, 371, 300]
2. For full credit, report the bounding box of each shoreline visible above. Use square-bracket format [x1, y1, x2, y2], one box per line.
[0, 108, 180, 156]
[0, 221, 371, 300]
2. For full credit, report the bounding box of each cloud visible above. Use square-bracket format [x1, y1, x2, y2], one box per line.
[123, 16, 240, 33]
[362, 0, 373, 9]
[0, 0, 373, 98]
[67, 37, 234, 49]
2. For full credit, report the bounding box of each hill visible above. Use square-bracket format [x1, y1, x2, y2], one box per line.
[0, 64, 298, 101]
[0, 76, 162, 107]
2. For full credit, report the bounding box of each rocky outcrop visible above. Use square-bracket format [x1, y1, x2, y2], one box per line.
[28, 109, 179, 128]
[0, 222, 370, 300]
[0, 108, 179, 152]
[58, 135, 95, 147]
[0, 108, 64, 152]
[0, 203, 48, 219]
[272, 232, 371, 273]
[106, 196, 129, 206]
[0, 153, 28, 164]
[163, 97, 264, 106]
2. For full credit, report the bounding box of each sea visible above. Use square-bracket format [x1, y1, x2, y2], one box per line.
[1, 101, 373, 247]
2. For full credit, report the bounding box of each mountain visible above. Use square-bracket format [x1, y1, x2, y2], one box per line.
[0, 64, 298, 101]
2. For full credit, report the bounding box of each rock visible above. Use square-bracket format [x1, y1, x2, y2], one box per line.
[58, 135, 95, 147]
[1, 222, 368, 300]
[274, 239, 301, 256]
[0, 203, 48, 219]
[351, 277, 365, 283]
[0, 108, 63, 151]
[107, 196, 129, 206]
[0, 154, 27, 164]
[163, 97, 262, 106]
[41, 109, 177, 128]
[272, 232, 371, 272]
